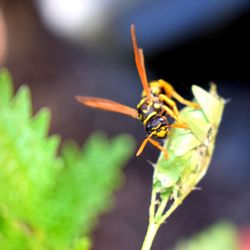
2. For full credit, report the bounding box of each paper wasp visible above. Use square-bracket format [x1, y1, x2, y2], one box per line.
[76, 25, 199, 158]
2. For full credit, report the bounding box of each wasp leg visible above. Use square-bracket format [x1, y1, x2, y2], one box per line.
[159, 94, 190, 128]
[158, 79, 200, 109]
[159, 94, 179, 117]
[136, 136, 150, 157]
[171, 122, 189, 129]
[162, 105, 178, 120]
[148, 138, 169, 159]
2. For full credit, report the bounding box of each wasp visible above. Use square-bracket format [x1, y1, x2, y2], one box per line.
[76, 25, 199, 159]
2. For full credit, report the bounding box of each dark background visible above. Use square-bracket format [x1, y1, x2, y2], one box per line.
[0, 0, 249, 249]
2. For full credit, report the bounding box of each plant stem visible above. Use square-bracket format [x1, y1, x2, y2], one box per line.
[141, 221, 160, 250]
[149, 189, 156, 220]
[155, 199, 167, 220]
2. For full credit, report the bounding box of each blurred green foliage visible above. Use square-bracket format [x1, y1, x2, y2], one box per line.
[0, 69, 135, 250]
[173, 222, 239, 250]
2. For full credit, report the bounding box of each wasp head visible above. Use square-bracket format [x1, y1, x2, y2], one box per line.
[145, 116, 170, 138]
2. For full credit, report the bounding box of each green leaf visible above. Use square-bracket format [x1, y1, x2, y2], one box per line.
[0, 69, 13, 107]
[10, 86, 31, 121]
[73, 237, 92, 250]
[31, 108, 51, 138]
[46, 135, 61, 157]
[0, 69, 135, 250]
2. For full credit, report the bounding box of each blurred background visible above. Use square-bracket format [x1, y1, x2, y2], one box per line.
[0, 0, 250, 249]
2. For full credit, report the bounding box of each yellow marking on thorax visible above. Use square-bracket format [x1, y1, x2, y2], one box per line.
[153, 103, 161, 109]
[137, 97, 147, 109]
[143, 111, 157, 125]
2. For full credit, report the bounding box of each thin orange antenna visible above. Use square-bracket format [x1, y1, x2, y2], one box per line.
[130, 24, 151, 99]
[136, 132, 154, 157]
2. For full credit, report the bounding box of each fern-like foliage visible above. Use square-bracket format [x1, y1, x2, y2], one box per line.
[0, 69, 135, 250]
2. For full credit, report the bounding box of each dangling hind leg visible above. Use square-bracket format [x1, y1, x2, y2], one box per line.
[158, 79, 200, 109]
[148, 138, 169, 159]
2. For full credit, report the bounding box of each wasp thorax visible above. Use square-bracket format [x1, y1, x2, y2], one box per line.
[146, 116, 169, 138]
[137, 97, 163, 121]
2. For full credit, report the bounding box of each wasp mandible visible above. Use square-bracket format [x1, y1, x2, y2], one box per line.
[76, 25, 199, 159]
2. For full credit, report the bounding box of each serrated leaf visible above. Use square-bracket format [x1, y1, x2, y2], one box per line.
[0, 69, 13, 107]
[10, 86, 31, 121]
[31, 108, 51, 138]
[46, 135, 60, 157]
[0, 69, 135, 250]
[110, 134, 135, 162]
[61, 141, 80, 165]
[73, 237, 91, 250]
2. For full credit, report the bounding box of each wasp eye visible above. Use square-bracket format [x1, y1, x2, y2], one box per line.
[146, 123, 153, 131]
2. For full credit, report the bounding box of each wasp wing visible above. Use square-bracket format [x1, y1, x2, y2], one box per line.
[130, 24, 151, 99]
[76, 96, 138, 119]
